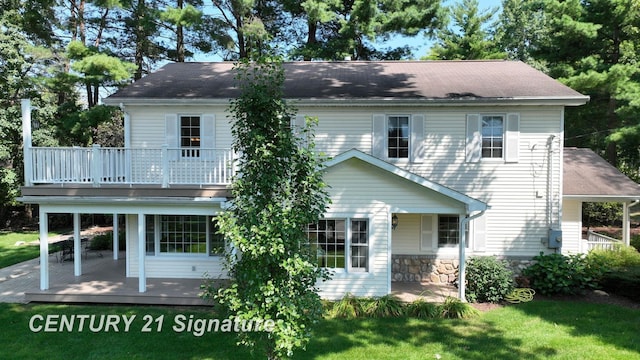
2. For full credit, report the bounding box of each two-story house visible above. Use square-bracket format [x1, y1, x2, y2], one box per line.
[20, 60, 640, 301]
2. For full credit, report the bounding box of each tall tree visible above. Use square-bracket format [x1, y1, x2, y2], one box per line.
[215, 58, 330, 359]
[0, 9, 59, 221]
[287, 0, 443, 60]
[535, 0, 640, 170]
[496, 0, 546, 65]
[425, 0, 505, 60]
[209, 0, 272, 59]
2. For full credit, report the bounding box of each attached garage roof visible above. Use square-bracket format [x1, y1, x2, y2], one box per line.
[105, 61, 588, 105]
[563, 147, 640, 201]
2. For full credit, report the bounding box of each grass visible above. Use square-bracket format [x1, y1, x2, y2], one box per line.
[0, 300, 638, 359]
[0, 231, 60, 269]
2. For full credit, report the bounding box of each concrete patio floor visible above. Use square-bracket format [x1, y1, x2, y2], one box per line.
[1, 250, 457, 305]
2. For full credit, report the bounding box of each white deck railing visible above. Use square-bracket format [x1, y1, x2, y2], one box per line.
[27, 145, 235, 187]
[582, 230, 623, 252]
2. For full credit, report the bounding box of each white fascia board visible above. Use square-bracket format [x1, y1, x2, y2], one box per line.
[18, 196, 227, 206]
[324, 149, 488, 212]
[103, 98, 233, 106]
[563, 195, 640, 202]
[294, 97, 589, 108]
[105, 96, 589, 108]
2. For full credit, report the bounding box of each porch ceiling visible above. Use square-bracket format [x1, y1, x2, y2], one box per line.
[563, 148, 640, 202]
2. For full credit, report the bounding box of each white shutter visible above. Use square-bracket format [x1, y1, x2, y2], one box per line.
[165, 114, 178, 147]
[293, 115, 307, 146]
[201, 114, 216, 148]
[201, 114, 216, 160]
[410, 114, 425, 163]
[472, 215, 486, 252]
[165, 114, 178, 161]
[421, 215, 436, 251]
[372, 114, 386, 159]
[505, 113, 520, 163]
[466, 114, 481, 163]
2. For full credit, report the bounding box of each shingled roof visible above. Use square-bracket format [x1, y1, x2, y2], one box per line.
[563, 148, 640, 201]
[105, 61, 588, 104]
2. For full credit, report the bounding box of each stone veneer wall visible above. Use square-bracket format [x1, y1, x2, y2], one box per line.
[392, 255, 534, 284]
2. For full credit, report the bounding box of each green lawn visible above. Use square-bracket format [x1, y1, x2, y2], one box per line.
[0, 231, 59, 269]
[0, 300, 638, 359]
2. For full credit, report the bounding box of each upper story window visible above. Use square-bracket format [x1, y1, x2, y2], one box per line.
[306, 218, 369, 272]
[481, 115, 504, 159]
[387, 115, 410, 159]
[466, 113, 519, 163]
[180, 115, 201, 158]
[372, 114, 425, 163]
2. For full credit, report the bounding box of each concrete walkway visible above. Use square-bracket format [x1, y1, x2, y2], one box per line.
[0, 257, 43, 303]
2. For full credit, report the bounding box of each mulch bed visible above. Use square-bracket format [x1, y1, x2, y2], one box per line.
[471, 290, 640, 312]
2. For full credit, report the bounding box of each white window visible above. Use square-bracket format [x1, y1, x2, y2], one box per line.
[306, 218, 369, 272]
[422, 214, 470, 250]
[372, 114, 425, 163]
[180, 115, 201, 158]
[145, 215, 224, 256]
[466, 113, 519, 163]
[387, 115, 410, 159]
[437, 215, 469, 248]
[165, 113, 215, 160]
[481, 115, 504, 158]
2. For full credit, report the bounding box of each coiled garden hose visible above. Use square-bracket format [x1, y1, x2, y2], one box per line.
[505, 288, 536, 303]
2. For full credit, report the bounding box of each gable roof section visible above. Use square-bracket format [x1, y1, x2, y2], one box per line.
[563, 147, 640, 201]
[105, 61, 588, 106]
[324, 149, 488, 213]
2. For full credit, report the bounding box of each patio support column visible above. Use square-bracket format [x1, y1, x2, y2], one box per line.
[73, 213, 82, 276]
[623, 202, 631, 247]
[39, 207, 49, 290]
[138, 213, 146, 292]
[458, 215, 468, 302]
[113, 213, 119, 260]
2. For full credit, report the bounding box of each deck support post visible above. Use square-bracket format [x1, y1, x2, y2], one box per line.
[138, 213, 146, 292]
[39, 207, 49, 290]
[73, 213, 82, 276]
[113, 214, 119, 260]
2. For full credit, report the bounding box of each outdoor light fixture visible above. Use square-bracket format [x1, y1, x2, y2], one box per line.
[391, 214, 399, 230]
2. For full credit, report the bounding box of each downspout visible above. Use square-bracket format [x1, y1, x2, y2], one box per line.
[458, 208, 487, 302]
[623, 200, 640, 246]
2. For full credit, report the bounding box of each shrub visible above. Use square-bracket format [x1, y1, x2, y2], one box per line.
[405, 298, 440, 319]
[328, 293, 365, 319]
[439, 297, 480, 319]
[631, 234, 640, 252]
[465, 256, 514, 303]
[587, 246, 640, 269]
[88, 231, 126, 251]
[89, 233, 112, 250]
[599, 266, 640, 302]
[523, 252, 607, 295]
[363, 294, 404, 318]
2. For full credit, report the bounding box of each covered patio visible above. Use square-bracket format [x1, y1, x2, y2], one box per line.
[562, 148, 640, 253]
[23, 251, 215, 305]
[9, 251, 454, 305]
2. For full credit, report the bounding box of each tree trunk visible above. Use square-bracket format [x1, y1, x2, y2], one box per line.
[303, 20, 317, 61]
[176, 0, 185, 62]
